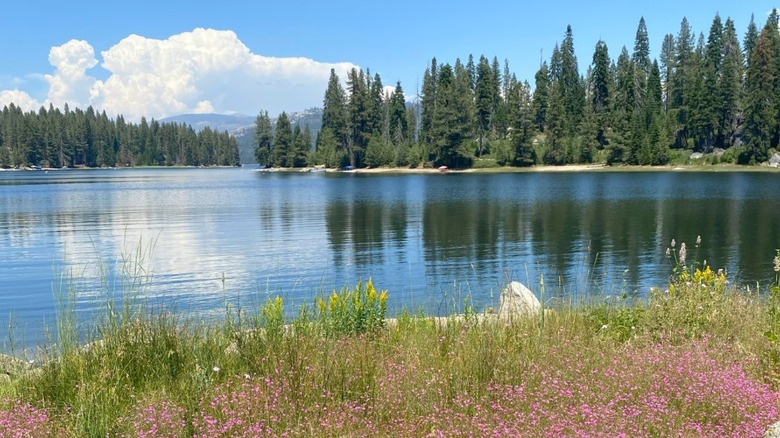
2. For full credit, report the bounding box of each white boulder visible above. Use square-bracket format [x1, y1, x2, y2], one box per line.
[498, 281, 541, 320]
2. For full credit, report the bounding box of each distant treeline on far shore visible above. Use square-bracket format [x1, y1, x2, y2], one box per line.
[3, 11, 780, 171]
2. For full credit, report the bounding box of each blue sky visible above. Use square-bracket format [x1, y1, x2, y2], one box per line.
[0, 0, 775, 121]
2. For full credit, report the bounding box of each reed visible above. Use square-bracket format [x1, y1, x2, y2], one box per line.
[0, 239, 778, 436]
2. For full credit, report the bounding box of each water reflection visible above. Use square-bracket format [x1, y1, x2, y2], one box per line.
[1, 169, 779, 349]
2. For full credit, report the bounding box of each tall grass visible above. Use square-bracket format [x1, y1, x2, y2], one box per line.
[0, 239, 779, 436]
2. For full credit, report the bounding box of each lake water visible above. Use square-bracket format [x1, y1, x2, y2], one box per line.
[1, 168, 779, 349]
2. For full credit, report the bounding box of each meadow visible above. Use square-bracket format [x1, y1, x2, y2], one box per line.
[1, 242, 780, 437]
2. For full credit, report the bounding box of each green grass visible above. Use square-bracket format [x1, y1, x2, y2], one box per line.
[1, 248, 780, 436]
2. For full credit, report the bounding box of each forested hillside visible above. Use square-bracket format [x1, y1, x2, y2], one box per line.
[3, 11, 778, 170]
[0, 104, 239, 168]
[276, 11, 778, 169]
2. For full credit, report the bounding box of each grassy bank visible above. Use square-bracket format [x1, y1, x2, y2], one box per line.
[1, 252, 780, 436]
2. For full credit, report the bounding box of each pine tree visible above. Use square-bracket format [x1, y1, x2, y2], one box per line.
[544, 82, 567, 164]
[701, 14, 724, 150]
[475, 56, 494, 156]
[629, 19, 650, 119]
[321, 69, 349, 165]
[744, 14, 758, 68]
[431, 62, 473, 168]
[291, 124, 310, 167]
[559, 25, 585, 137]
[254, 110, 273, 166]
[633, 17, 651, 76]
[273, 112, 293, 167]
[744, 26, 775, 163]
[388, 81, 408, 145]
[670, 17, 695, 148]
[590, 40, 613, 149]
[720, 18, 744, 148]
[466, 54, 476, 91]
[512, 80, 537, 166]
[532, 63, 550, 131]
[347, 68, 370, 167]
[420, 58, 438, 151]
[659, 33, 676, 111]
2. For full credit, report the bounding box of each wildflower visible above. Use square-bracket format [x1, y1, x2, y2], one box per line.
[679, 243, 687, 267]
[671, 239, 676, 248]
[600, 324, 609, 330]
[666, 248, 671, 258]
[213, 366, 220, 373]
[696, 235, 702, 248]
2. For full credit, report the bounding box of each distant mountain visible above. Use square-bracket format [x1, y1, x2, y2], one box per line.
[160, 109, 323, 164]
[158, 113, 256, 134]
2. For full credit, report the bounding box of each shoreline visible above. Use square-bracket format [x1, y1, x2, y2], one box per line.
[3, 163, 779, 174]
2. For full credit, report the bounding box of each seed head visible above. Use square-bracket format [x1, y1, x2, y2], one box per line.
[679, 243, 687, 267]
[774, 251, 780, 273]
[665, 248, 671, 258]
[671, 239, 676, 248]
[696, 235, 702, 248]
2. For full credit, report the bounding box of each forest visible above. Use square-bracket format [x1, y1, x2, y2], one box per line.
[1, 11, 778, 170]
[0, 104, 239, 168]
[256, 10, 780, 169]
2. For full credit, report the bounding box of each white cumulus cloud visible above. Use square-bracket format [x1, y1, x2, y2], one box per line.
[0, 28, 358, 121]
[94, 28, 358, 120]
[45, 39, 100, 110]
[0, 89, 40, 112]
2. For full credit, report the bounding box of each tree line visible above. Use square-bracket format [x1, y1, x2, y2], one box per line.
[257, 10, 779, 169]
[0, 104, 239, 168]
[254, 70, 417, 169]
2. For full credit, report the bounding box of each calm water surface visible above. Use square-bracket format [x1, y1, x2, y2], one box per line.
[1, 168, 779, 348]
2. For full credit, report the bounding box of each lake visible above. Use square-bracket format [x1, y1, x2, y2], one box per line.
[1, 168, 779, 349]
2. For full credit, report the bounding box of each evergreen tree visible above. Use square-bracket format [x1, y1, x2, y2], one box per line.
[512, 80, 537, 166]
[544, 82, 567, 164]
[559, 25, 585, 137]
[321, 69, 349, 165]
[670, 17, 695, 148]
[532, 63, 550, 132]
[431, 63, 473, 167]
[368, 72, 385, 138]
[633, 17, 651, 76]
[632, 18, 651, 112]
[347, 68, 370, 167]
[475, 56, 494, 156]
[659, 33, 676, 111]
[273, 112, 293, 167]
[420, 58, 438, 149]
[720, 18, 744, 148]
[291, 124, 310, 167]
[744, 14, 758, 67]
[744, 25, 776, 163]
[388, 81, 408, 145]
[466, 54, 476, 91]
[700, 14, 724, 150]
[590, 40, 613, 149]
[253, 110, 273, 166]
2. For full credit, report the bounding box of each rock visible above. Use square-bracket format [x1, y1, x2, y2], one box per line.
[713, 148, 726, 157]
[764, 420, 780, 437]
[498, 281, 541, 320]
[0, 353, 30, 378]
[690, 152, 704, 160]
[769, 153, 780, 168]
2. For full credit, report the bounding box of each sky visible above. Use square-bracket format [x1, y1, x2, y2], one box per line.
[0, 0, 776, 122]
